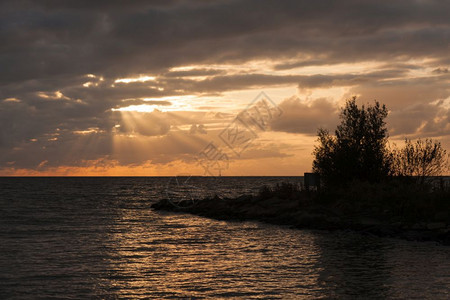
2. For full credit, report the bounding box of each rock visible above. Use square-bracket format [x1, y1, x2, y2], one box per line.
[150, 192, 450, 245]
[427, 222, 446, 230]
[294, 212, 330, 229]
[151, 198, 171, 210]
[434, 211, 449, 222]
[411, 223, 426, 230]
[359, 217, 383, 226]
[402, 230, 436, 242]
[438, 231, 450, 246]
[235, 194, 253, 202]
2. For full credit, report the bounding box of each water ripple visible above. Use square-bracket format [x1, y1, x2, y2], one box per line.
[0, 177, 449, 299]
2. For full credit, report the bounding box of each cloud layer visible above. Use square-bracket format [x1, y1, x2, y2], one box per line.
[1, 0, 449, 174]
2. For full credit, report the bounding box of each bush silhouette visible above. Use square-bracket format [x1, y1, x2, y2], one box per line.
[313, 97, 391, 185]
[391, 138, 448, 184]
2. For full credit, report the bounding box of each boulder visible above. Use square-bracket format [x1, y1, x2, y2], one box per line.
[427, 222, 446, 230]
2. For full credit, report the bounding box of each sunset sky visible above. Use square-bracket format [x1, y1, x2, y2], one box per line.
[1, 0, 449, 176]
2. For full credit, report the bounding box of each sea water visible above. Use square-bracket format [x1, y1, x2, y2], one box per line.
[0, 177, 449, 299]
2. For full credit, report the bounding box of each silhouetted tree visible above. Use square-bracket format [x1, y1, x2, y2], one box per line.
[391, 138, 449, 183]
[313, 97, 391, 185]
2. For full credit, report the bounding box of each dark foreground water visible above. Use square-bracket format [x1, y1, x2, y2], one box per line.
[0, 177, 449, 299]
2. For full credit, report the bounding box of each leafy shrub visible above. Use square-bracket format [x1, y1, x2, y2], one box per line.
[313, 97, 391, 185]
[391, 138, 449, 183]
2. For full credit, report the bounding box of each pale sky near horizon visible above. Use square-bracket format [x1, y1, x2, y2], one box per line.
[1, 0, 449, 176]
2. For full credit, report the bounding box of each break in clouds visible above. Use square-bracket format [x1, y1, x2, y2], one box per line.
[1, 0, 449, 172]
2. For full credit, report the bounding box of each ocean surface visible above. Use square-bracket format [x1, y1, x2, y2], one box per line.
[0, 177, 449, 299]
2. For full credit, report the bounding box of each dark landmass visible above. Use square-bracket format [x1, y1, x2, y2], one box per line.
[152, 181, 450, 245]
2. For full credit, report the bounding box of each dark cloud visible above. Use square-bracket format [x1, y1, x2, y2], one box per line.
[164, 68, 225, 77]
[296, 69, 408, 90]
[270, 97, 339, 135]
[389, 103, 450, 138]
[114, 99, 172, 109]
[1, 0, 449, 82]
[239, 147, 292, 160]
[189, 124, 207, 134]
[432, 68, 449, 74]
[138, 69, 407, 94]
[349, 73, 450, 110]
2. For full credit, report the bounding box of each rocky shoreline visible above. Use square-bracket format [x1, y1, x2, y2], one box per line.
[151, 193, 450, 245]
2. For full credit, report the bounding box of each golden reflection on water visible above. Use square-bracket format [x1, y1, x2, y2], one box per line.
[102, 206, 324, 298]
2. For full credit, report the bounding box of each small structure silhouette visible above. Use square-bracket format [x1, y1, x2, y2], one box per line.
[304, 173, 320, 191]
